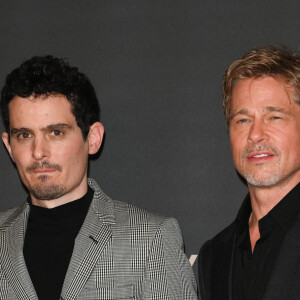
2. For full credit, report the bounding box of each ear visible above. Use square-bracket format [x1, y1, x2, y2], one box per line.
[2, 132, 15, 162]
[87, 122, 104, 155]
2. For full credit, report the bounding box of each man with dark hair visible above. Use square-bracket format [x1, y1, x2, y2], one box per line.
[0, 56, 197, 300]
[199, 46, 300, 300]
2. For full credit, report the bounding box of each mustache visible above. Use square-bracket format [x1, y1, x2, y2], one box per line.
[241, 144, 279, 158]
[26, 161, 62, 173]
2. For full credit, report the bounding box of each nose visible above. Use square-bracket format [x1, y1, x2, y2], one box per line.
[32, 136, 49, 160]
[247, 119, 268, 144]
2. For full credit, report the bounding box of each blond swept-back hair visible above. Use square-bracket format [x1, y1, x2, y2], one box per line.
[223, 45, 300, 126]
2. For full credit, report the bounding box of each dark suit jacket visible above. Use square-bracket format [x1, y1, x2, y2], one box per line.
[198, 213, 300, 300]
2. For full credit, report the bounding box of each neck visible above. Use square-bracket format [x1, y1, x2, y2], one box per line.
[247, 177, 300, 252]
[30, 178, 89, 209]
[247, 178, 299, 251]
[248, 178, 300, 221]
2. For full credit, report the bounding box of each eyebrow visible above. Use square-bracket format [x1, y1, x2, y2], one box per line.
[10, 127, 33, 135]
[263, 106, 293, 116]
[10, 123, 73, 135]
[41, 123, 73, 132]
[229, 106, 293, 122]
[228, 109, 249, 122]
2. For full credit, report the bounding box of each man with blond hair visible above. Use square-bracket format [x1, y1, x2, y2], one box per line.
[199, 46, 300, 300]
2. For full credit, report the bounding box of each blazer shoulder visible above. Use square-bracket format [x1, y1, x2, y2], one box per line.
[0, 202, 28, 229]
[112, 199, 183, 241]
[112, 199, 169, 225]
[88, 179, 183, 244]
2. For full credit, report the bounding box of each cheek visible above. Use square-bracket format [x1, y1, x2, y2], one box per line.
[284, 136, 300, 160]
[231, 150, 242, 169]
[229, 135, 245, 167]
[10, 147, 30, 168]
[57, 143, 88, 170]
[229, 134, 240, 155]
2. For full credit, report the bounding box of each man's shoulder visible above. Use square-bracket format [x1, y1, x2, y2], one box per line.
[0, 203, 28, 228]
[198, 220, 237, 295]
[89, 178, 182, 243]
[211, 220, 237, 243]
[113, 198, 180, 231]
[200, 220, 237, 258]
[89, 178, 172, 226]
[113, 198, 168, 224]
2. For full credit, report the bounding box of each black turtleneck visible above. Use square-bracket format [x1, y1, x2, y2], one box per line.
[23, 187, 94, 300]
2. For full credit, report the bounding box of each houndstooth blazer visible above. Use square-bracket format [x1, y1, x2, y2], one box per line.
[0, 178, 197, 299]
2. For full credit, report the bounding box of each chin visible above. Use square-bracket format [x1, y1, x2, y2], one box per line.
[245, 174, 281, 187]
[30, 184, 66, 200]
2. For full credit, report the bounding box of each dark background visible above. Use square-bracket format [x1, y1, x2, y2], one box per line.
[0, 0, 299, 277]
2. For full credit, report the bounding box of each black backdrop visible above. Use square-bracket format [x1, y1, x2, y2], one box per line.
[1, 0, 300, 277]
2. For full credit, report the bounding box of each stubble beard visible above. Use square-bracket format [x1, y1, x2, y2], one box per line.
[240, 144, 281, 187]
[242, 164, 281, 187]
[30, 175, 66, 200]
[26, 161, 66, 200]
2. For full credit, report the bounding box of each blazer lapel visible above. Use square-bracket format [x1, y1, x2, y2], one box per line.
[211, 223, 237, 300]
[264, 216, 300, 300]
[0, 203, 38, 300]
[61, 179, 115, 300]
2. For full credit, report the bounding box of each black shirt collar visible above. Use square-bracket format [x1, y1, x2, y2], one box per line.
[27, 187, 94, 225]
[268, 182, 300, 231]
[237, 182, 300, 248]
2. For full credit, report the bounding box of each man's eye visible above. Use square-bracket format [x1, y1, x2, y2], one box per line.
[271, 116, 282, 120]
[17, 132, 31, 139]
[237, 119, 248, 124]
[51, 130, 63, 136]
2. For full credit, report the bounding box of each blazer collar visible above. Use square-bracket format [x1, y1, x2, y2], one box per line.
[61, 178, 115, 299]
[87, 178, 116, 225]
[0, 178, 116, 300]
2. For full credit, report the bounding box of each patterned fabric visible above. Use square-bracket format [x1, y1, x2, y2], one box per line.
[0, 178, 197, 299]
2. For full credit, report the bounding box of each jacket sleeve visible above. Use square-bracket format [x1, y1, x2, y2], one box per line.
[138, 217, 198, 299]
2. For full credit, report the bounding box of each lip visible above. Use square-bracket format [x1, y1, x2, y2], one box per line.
[247, 151, 275, 162]
[33, 169, 56, 173]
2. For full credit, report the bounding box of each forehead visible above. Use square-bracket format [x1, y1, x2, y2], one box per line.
[231, 77, 294, 110]
[8, 95, 76, 128]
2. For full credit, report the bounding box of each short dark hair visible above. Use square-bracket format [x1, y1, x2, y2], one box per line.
[223, 45, 300, 126]
[0, 55, 100, 139]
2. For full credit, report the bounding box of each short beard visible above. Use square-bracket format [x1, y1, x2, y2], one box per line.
[241, 144, 281, 187]
[30, 175, 66, 200]
[243, 169, 281, 187]
[30, 184, 66, 200]
[26, 161, 65, 200]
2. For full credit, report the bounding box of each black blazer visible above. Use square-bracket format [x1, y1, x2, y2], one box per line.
[198, 215, 300, 300]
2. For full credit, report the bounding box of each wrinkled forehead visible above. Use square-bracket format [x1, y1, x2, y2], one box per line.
[228, 77, 300, 121]
[231, 76, 299, 107]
